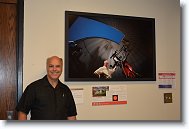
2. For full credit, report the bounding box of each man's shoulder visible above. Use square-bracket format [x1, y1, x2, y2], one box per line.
[59, 82, 71, 91]
[26, 76, 46, 89]
[31, 77, 44, 84]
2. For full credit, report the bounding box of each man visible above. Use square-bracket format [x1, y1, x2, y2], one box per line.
[94, 60, 116, 79]
[16, 56, 77, 120]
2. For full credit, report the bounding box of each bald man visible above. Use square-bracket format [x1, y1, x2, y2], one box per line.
[16, 56, 77, 120]
[94, 60, 116, 79]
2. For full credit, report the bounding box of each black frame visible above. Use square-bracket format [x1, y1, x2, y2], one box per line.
[65, 11, 156, 82]
[17, 0, 24, 102]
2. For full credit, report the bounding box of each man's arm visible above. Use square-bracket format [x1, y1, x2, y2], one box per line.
[67, 116, 76, 120]
[94, 67, 104, 78]
[18, 111, 27, 120]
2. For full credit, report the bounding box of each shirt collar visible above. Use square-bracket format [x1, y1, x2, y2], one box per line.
[42, 75, 61, 89]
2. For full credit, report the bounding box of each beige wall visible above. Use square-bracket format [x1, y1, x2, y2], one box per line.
[24, 0, 180, 120]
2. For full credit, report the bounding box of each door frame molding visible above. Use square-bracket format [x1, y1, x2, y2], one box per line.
[16, 0, 24, 102]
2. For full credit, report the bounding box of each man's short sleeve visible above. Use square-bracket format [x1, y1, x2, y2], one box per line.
[66, 88, 77, 117]
[16, 85, 35, 115]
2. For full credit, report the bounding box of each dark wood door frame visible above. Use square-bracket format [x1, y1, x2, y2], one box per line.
[16, 0, 24, 102]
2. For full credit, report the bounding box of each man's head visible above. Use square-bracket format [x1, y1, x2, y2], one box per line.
[104, 60, 109, 67]
[46, 56, 63, 81]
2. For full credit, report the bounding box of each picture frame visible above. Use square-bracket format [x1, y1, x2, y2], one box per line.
[65, 11, 156, 81]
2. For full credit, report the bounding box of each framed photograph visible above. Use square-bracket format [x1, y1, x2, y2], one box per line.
[65, 11, 156, 81]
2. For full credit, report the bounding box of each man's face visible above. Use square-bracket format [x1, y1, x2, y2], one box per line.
[104, 60, 109, 67]
[47, 57, 62, 81]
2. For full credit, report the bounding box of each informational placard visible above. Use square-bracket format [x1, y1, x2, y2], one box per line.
[158, 72, 176, 88]
[92, 86, 127, 106]
[71, 88, 84, 104]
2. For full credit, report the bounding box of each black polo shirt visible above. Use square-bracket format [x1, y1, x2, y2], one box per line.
[16, 75, 77, 120]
